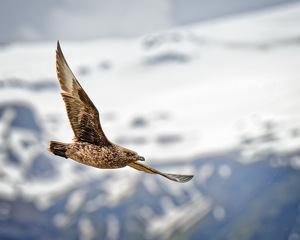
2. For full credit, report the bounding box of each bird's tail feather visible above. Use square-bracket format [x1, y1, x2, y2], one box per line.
[48, 141, 68, 159]
[128, 162, 193, 183]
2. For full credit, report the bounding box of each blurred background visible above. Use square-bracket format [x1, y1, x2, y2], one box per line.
[0, 0, 300, 239]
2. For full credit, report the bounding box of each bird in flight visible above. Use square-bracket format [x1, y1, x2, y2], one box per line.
[48, 41, 194, 183]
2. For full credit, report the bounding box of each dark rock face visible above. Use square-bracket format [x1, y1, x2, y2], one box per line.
[143, 52, 191, 66]
[28, 155, 58, 180]
[0, 104, 41, 131]
[0, 78, 58, 92]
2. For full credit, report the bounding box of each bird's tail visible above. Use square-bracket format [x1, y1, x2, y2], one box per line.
[128, 162, 193, 183]
[48, 141, 69, 159]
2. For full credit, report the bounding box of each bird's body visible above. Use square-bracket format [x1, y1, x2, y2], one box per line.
[48, 41, 194, 183]
[50, 141, 137, 169]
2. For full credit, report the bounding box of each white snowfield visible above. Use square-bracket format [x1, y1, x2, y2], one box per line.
[1, 3, 300, 163]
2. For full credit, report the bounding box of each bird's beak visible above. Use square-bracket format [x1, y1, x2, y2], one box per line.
[136, 156, 145, 161]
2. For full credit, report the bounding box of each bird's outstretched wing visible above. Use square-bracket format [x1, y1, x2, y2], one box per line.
[56, 41, 111, 146]
[128, 162, 194, 183]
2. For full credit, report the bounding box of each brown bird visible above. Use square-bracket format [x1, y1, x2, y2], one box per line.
[48, 41, 194, 183]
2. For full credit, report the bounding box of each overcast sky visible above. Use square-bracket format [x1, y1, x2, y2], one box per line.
[0, 0, 298, 43]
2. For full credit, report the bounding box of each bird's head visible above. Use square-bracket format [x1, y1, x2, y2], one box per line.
[119, 146, 145, 162]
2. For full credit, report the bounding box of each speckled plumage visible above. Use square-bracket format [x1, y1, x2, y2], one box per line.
[48, 41, 194, 183]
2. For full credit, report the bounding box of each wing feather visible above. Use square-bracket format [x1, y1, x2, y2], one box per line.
[56, 41, 110, 146]
[128, 162, 194, 183]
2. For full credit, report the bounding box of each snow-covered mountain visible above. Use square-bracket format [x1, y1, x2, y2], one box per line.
[0, 3, 300, 240]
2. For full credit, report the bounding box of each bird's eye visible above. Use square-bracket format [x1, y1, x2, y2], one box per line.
[127, 152, 135, 157]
